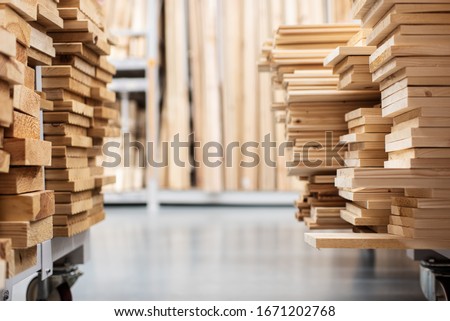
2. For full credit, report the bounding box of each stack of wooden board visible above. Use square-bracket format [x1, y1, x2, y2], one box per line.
[365, 1, 450, 242]
[303, 0, 450, 249]
[324, 29, 377, 90]
[267, 25, 385, 229]
[42, 0, 117, 237]
[299, 175, 351, 229]
[0, 0, 60, 276]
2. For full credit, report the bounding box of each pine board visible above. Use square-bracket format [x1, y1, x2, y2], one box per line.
[0, 216, 52, 249]
[0, 190, 54, 221]
[3, 138, 51, 166]
[5, 111, 40, 139]
[0, 166, 43, 194]
[305, 232, 450, 249]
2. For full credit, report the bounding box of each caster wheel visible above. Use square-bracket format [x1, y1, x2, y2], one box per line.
[435, 278, 450, 301]
[26, 277, 73, 301]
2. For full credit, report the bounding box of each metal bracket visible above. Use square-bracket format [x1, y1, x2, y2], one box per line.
[41, 240, 53, 281]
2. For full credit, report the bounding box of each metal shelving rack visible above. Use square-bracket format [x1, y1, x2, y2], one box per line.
[105, 0, 300, 209]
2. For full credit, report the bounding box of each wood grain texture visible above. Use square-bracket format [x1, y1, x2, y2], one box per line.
[5, 111, 40, 139]
[0, 4, 31, 46]
[0, 166, 43, 194]
[12, 85, 40, 118]
[3, 138, 51, 166]
[0, 190, 54, 221]
[0, 55, 25, 85]
[0, 216, 52, 249]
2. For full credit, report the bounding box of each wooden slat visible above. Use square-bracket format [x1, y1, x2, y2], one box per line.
[0, 4, 32, 46]
[3, 138, 51, 166]
[0, 166, 44, 194]
[305, 232, 450, 249]
[0, 216, 52, 249]
[5, 111, 40, 139]
[0, 191, 54, 221]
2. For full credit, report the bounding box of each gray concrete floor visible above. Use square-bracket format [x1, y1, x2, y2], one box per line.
[72, 206, 425, 301]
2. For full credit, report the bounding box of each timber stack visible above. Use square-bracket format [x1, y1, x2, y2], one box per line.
[0, 0, 61, 277]
[324, 28, 402, 233]
[264, 24, 382, 229]
[306, 0, 450, 249]
[42, 0, 118, 237]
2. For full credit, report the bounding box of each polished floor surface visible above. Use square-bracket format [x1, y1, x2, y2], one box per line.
[72, 206, 425, 300]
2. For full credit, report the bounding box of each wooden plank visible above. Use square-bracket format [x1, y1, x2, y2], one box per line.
[305, 232, 450, 249]
[55, 197, 92, 215]
[0, 216, 52, 249]
[405, 189, 450, 199]
[46, 168, 90, 181]
[52, 55, 96, 78]
[52, 146, 87, 158]
[49, 157, 87, 169]
[324, 46, 376, 67]
[30, 26, 55, 58]
[0, 0, 37, 21]
[0, 191, 54, 221]
[390, 215, 450, 229]
[36, 3, 64, 29]
[94, 175, 115, 188]
[0, 166, 43, 194]
[12, 85, 40, 118]
[57, 0, 104, 29]
[374, 57, 450, 84]
[53, 43, 99, 66]
[42, 76, 91, 97]
[27, 47, 52, 66]
[54, 190, 92, 203]
[3, 138, 51, 166]
[45, 135, 92, 148]
[339, 190, 402, 201]
[0, 5, 31, 46]
[341, 209, 389, 226]
[5, 111, 40, 139]
[53, 212, 88, 226]
[13, 245, 36, 274]
[0, 55, 25, 85]
[24, 66, 35, 89]
[346, 202, 390, 217]
[46, 178, 95, 192]
[368, 10, 450, 46]
[392, 205, 450, 219]
[43, 112, 91, 128]
[53, 216, 89, 237]
[0, 80, 13, 127]
[385, 159, 450, 169]
[90, 87, 115, 103]
[53, 100, 94, 117]
[0, 150, 10, 173]
[389, 224, 450, 240]
[44, 123, 87, 136]
[0, 27, 16, 57]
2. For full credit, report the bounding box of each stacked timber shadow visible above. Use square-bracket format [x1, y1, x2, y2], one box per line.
[305, 0, 450, 249]
[0, 0, 118, 283]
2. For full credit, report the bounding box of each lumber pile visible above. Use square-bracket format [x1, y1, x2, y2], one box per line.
[42, 0, 118, 237]
[323, 31, 403, 233]
[0, 0, 60, 276]
[264, 24, 383, 229]
[306, 0, 450, 249]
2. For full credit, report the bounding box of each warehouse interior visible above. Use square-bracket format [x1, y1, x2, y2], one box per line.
[1, 0, 450, 301]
